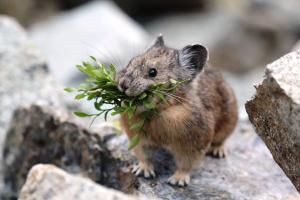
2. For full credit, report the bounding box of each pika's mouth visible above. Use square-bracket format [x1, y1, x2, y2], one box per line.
[117, 84, 143, 97]
[124, 88, 143, 97]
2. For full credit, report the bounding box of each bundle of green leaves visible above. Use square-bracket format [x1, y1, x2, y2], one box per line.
[65, 56, 184, 149]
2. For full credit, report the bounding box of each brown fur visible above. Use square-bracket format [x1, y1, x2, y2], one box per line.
[118, 36, 238, 186]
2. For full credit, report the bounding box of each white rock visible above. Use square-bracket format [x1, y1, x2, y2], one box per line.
[19, 164, 147, 200]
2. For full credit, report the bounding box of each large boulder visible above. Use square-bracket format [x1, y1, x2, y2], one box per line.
[0, 15, 67, 197]
[19, 164, 145, 200]
[29, 1, 149, 85]
[246, 50, 300, 192]
[3, 105, 136, 198]
[0, 15, 64, 153]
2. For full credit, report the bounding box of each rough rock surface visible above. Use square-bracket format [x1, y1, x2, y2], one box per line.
[3, 105, 137, 198]
[0, 15, 68, 197]
[19, 164, 145, 200]
[105, 121, 300, 200]
[0, 15, 64, 155]
[4, 104, 300, 200]
[246, 50, 300, 192]
[0, 16, 58, 144]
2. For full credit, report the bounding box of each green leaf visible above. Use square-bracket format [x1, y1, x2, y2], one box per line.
[111, 106, 126, 115]
[127, 107, 135, 120]
[138, 93, 147, 100]
[130, 119, 145, 131]
[128, 134, 140, 150]
[111, 111, 120, 116]
[109, 64, 117, 80]
[75, 93, 86, 100]
[94, 101, 103, 110]
[143, 100, 155, 110]
[64, 88, 76, 93]
[155, 92, 167, 102]
[170, 79, 178, 84]
[90, 56, 97, 61]
[79, 83, 93, 90]
[74, 112, 94, 118]
[104, 110, 110, 121]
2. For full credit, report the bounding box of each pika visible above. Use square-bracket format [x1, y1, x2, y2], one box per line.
[117, 36, 238, 186]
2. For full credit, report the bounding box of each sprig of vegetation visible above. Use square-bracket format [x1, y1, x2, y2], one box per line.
[65, 56, 185, 149]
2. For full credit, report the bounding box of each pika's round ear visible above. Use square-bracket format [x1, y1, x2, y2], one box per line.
[179, 44, 209, 71]
[147, 34, 165, 50]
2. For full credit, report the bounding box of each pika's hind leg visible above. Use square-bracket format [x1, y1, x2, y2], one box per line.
[131, 141, 156, 178]
[167, 150, 205, 187]
[206, 110, 237, 158]
[207, 83, 238, 158]
[206, 122, 236, 158]
[206, 142, 227, 158]
[167, 153, 193, 186]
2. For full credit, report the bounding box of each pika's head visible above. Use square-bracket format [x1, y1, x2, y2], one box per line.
[117, 35, 208, 96]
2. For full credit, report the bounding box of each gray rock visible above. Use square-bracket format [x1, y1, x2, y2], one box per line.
[246, 50, 300, 192]
[0, 15, 67, 197]
[3, 105, 137, 198]
[29, 1, 149, 85]
[105, 121, 300, 200]
[19, 164, 146, 200]
[0, 15, 63, 149]
[292, 41, 300, 51]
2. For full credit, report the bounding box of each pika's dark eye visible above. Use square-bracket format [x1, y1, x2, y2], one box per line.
[148, 68, 157, 77]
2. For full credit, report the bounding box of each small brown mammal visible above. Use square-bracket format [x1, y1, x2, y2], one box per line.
[117, 36, 238, 186]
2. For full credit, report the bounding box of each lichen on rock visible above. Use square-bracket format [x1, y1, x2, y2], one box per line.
[246, 50, 300, 192]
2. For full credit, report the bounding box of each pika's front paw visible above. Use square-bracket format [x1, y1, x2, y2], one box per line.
[167, 172, 190, 187]
[132, 162, 156, 178]
[206, 144, 227, 158]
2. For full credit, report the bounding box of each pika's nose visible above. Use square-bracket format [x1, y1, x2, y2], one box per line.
[118, 79, 129, 92]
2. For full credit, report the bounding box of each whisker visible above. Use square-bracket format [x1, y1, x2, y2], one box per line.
[80, 40, 123, 68]
[157, 91, 185, 104]
[159, 91, 189, 103]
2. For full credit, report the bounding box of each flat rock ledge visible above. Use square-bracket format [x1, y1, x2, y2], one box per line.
[246, 50, 300, 192]
[19, 164, 146, 200]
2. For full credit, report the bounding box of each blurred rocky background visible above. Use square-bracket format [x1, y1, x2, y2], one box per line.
[1, 0, 300, 199]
